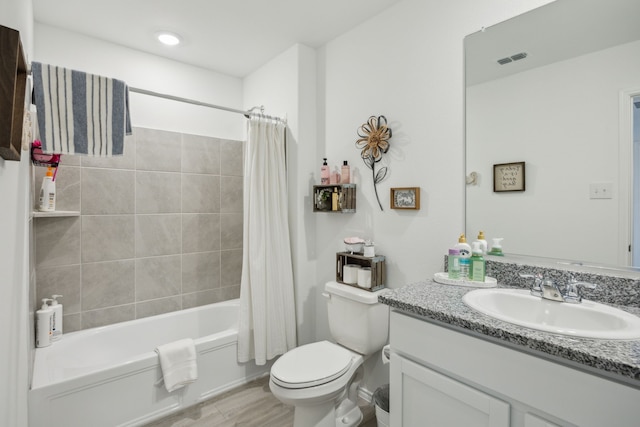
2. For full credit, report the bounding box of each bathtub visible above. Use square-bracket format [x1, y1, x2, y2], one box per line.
[29, 299, 271, 427]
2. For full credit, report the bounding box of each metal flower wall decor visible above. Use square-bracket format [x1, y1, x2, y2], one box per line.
[355, 115, 391, 211]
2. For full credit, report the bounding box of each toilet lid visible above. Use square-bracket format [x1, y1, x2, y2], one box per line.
[271, 341, 354, 389]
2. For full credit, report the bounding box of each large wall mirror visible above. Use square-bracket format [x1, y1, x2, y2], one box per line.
[465, 0, 640, 270]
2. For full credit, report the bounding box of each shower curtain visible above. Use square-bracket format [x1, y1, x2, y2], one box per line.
[237, 116, 297, 365]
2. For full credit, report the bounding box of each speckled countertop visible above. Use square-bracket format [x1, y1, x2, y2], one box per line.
[379, 280, 640, 387]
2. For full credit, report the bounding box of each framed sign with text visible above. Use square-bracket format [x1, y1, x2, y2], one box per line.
[493, 162, 525, 192]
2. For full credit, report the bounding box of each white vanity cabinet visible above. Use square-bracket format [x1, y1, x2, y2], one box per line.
[389, 310, 640, 427]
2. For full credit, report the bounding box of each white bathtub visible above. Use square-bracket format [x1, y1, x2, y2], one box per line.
[29, 299, 271, 427]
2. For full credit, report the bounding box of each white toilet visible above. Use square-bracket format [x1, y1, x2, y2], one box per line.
[270, 281, 389, 427]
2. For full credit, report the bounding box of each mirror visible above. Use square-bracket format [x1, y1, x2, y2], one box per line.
[465, 0, 640, 269]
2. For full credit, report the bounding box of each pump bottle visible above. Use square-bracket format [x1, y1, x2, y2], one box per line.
[454, 234, 472, 279]
[320, 158, 330, 184]
[50, 294, 63, 341]
[470, 241, 486, 282]
[36, 298, 53, 348]
[475, 231, 488, 254]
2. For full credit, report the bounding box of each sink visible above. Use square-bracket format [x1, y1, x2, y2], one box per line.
[462, 288, 640, 340]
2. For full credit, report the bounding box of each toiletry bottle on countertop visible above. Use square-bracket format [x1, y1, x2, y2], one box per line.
[475, 231, 487, 254]
[36, 298, 53, 348]
[341, 160, 350, 184]
[38, 166, 56, 212]
[488, 238, 504, 256]
[321, 158, 330, 184]
[470, 241, 486, 282]
[448, 248, 461, 279]
[50, 294, 63, 341]
[454, 234, 472, 279]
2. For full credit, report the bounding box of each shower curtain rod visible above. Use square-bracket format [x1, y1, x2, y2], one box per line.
[129, 87, 286, 123]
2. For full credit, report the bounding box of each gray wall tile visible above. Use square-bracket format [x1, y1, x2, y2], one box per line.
[220, 176, 243, 213]
[182, 252, 220, 293]
[220, 139, 243, 176]
[136, 127, 181, 172]
[182, 214, 220, 253]
[221, 249, 243, 286]
[63, 313, 81, 333]
[182, 174, 220, 213]
[82, 304, 135, 329]
[136, 171, 181, 214]
[36, 264, 81, 314]
[81, 215, 135, 262]
[81, 135, 135, 169]
[182, 290, 221, 309]
[136, 255, 181, 301]
[182, 134, 220, 174]
[82, 260, 135, 310]
[82, 168, 135, 214]
[135, 214, 182, 257]
[221, 213, 243, 250]
[35, 217, 81, 268]
[136, 297, 181, 319]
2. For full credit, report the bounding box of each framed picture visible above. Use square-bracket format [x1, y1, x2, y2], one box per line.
[390, 187, 420, 210]
[493, 162, 525, 192]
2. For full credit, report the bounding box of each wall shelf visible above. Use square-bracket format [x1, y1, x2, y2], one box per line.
[313, 184, 356, 213]
[336, 251, 386, 291]
[33, 211, 80, 218]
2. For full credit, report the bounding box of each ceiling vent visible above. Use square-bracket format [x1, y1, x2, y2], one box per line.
[497, 52, 528, 65]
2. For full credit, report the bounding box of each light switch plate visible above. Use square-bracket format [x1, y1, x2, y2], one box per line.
[589, 182, 613, 199]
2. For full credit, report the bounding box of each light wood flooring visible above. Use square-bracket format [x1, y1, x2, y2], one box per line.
[144, 375, 378, 427]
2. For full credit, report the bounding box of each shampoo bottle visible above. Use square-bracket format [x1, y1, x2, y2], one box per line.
[320, 158, 330, 184]
[470, 241, 486, 282]
[38, 166, 56, 212]
[36, 298, 53, 348]
[454, 234, 472, 280]
[50, 294, 63, 341]
[340, 161, 350, 184]
[475, 230, 488, 254]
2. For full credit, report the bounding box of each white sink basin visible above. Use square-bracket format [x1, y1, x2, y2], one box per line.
[462, 288, 640, 340]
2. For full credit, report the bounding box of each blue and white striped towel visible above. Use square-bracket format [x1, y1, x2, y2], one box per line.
[32, 62, 132, 156]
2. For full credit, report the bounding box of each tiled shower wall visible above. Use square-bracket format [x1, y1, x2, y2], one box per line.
[33, 127, 244, 332]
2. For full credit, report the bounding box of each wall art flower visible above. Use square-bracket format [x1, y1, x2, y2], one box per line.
[355, 115, 391, 211]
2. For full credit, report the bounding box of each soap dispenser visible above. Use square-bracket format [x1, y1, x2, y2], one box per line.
[320, 158, 330, 184]
[470, 241, 486, 282]
[488, 238, 504, 256]
[454, 234, 472, 279]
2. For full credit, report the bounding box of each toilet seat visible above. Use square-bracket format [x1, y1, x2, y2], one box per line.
[271, 341, 355, 389]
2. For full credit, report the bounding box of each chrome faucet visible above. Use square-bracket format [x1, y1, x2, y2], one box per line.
[520, 274, 596, 304]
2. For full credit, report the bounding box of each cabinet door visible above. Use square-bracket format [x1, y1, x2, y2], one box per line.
[391, 354, 509, 427]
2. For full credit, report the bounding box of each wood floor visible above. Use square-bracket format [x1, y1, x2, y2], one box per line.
[144, 375, 378, 427]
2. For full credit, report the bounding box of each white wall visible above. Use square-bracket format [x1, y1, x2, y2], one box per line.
[34, 23, 245, 140]
[467, 39, 640, 265]
[0, 1, 33, 425]
[315, 0, 552, 391]
[243, 44, 319, 347]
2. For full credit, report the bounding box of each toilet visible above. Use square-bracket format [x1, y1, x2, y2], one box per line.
[269, 281, 389, 427]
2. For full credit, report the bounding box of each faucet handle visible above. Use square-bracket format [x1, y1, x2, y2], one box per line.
[519, 273, 544, 296]
[564, 277, 597, 303]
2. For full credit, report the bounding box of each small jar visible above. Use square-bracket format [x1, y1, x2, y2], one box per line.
[364, 242, 375, 257]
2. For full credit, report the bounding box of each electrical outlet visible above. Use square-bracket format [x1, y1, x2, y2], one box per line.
[589, 183, 613, 199]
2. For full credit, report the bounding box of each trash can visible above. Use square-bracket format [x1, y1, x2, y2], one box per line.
[372, 384, 390, 427]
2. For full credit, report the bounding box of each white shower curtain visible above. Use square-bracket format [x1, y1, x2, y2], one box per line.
[237, 116, 297, 365]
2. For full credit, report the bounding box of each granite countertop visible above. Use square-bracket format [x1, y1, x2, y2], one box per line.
[379, 280, 640, 386]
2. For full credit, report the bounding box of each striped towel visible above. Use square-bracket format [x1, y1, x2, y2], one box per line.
[32, 62, 131, 156]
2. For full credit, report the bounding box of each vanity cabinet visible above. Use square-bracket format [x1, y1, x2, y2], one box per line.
[389, 310, 640, 427]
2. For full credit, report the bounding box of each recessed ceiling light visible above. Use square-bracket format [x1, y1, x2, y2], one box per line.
[156, 32, 181, 46]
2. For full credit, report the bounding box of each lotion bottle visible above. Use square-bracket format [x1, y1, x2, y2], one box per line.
[475, 230, 488, 254]
[340, 161, 350, 184]
[36, 298, 53, 348]
[320, 158, 330, 184]
[38, 166, 56, 212]
[50, 294, 63, 341]
[454, 234, 472, 279]
[470, 241, 486, 282]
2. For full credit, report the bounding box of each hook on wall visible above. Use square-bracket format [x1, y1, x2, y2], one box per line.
[466, 171, 478, 185]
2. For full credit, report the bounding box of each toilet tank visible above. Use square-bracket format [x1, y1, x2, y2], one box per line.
[324, 281, 389, 356]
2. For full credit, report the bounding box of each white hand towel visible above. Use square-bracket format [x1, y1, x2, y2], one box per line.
[155, 338, 198, 392]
